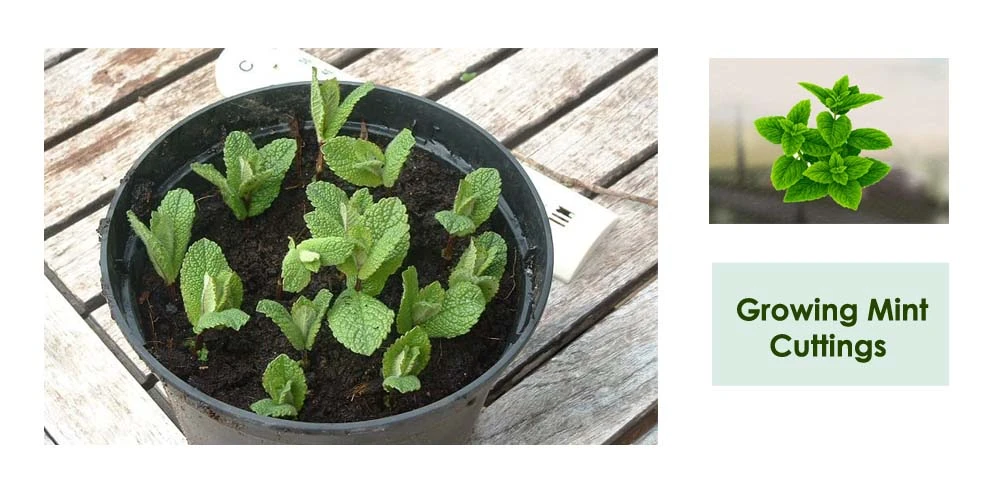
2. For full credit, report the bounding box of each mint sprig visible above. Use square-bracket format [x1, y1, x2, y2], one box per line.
[126, 188, 195, 285]
[321, 128, 416, 188]
[191, 131, 296, 220]
[755, 75, 893, 211]
[256, 289, 333, 357]
[251, 354, 307, 419]
[382, 326, 431, 393]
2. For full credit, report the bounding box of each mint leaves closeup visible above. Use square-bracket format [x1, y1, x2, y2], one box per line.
[127, 188, 195, 286]
[754, 75, 893, 211]
[251, 354, 308, 419]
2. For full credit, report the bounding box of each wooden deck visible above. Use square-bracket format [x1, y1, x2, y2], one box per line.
[42, 48, 658, 445]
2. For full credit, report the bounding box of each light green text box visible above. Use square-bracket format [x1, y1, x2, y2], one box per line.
[713, 263, 948, 385]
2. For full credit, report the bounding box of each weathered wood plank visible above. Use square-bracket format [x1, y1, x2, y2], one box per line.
[344, 48, 502, 97]
[44, 48, 78, 69]
[471, 281, 658, 444]
[44, 208, 103, 305]
[635, 425, 657, 445]
[44, 48, 216, 142]
[439, 48, 642, 142]
[44, 280, 185, 444]
[89, 304, 152, 380]
[495, 156, 658, 388]
[516, 58, 657, 185]
[43, 49, 357, 231]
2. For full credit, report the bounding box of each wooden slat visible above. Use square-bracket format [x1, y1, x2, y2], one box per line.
[44, 48, 78, 69]
[44, 280, 185, 444]
[516, 58, 657, 185]
[45, 208, 103, 305]
[438, 48, 642, 142]
[344, 48, 502, 97]
[44, 48, 216, 142]
[89, 304, 152, 381]
[634, 425, 657, 445]
[43, 49, 356, 230]
[471, 281, 658, 444]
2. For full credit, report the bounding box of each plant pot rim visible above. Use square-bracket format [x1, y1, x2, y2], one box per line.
[100, 80, 553, 435]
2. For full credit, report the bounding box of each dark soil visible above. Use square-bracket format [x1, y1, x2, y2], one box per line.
[137, 130, 519, 423]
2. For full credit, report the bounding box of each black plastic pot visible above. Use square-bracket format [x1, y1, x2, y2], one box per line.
[100, 82, 553, 444]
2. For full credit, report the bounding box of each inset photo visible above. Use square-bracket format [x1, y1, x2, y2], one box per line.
[709, 58, 948, 223]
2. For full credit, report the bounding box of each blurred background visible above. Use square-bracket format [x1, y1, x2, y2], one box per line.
[709, 59, 948, 223]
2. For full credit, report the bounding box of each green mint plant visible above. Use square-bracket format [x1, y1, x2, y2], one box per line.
[327, 289, 395, 356]
[191, 131, 297, 220]
[310, 68, 375, 176]
[382, 326, 431, 393]
[321, 128, 416, 188]
[302, 181, 410, 296]
[449, 231, 507, 302]
[180, 238, 250, 360]
[256, 289, 333, 366]
[754, 75, 893, 211]
[250, 354, 307, 419]
[126, 188, 195, 286]
[396, 266, 486, 339]
[435, 167, 501, 259]
[280, 236, 354, 293]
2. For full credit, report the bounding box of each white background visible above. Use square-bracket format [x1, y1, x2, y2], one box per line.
[9, 1, 998, 498]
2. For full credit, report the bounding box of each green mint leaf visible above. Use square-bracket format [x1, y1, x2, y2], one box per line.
[382, 128, 415, 188]
[245, 138, 296, 217]
[359, 224, 408, 280]
[280, 237, 352, 293]
[434, 211, 475, 237]
[396, 266, 419, 334]
[798, 82, 833, 103]
[421, 282, 486, 339]
[322, 137, 386, 188]
[382, 326, 431, 394]
[828, 180, 862, 210]
[843, 156, 873, 180]
[257, 289, 332, 352]
[327, 291, 394, 356]
[281, 238, 310, 293]
[770, 156, 808, 190]
[803, 160, 833, 184]
[223, 132, 261, 194]
[250, 399, 299, 418]
[787, 100, 810, 125]
[836, 144, 862, 158]
[304, 181, 350, 238]
[192, 162, 247, 220]
[832, 75, 850, 95]
[180, 239, 244, 333]
[299, 237, 354, 266]
[848, 85, 860, 95]
[781, 131, 805, 156]
[816, 111, 852, 147]
[327, 82, 375, 141]
[449, 231, 507, 302]
[351, 188, 374, 214]
[846, 128, 893, 150]
[801, 129, 832, 157]
[753, 116, 785, 144]
[195, 309, 250, 335]
[413, 282, 445, 325]
[832, 171, 849, 185]
[126, 188, 195, 285]
[784, 178, 830, 203]
[836, 93, 882, 112]
[310, 67, 340, 142]
[383, 375, 421, 393]
[256, 299, 302, 350]
[857, 158, 891, 187]
[254, 353, 307, 418]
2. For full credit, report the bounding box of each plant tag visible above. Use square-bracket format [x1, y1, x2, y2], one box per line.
[215, 48, 619, 282]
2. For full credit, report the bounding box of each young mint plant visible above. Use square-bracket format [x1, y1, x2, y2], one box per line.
[250, 354, 307, 419]
[449, 231, 507, 302]
[322, 128, 416, 188]
[754, 75, 892, 211]
[435, 167, 501, 259]
[280, 236, 354, 293]
[179, 239, 250, 360]
[382, 326, 431, 394]
[396, 265, 486, 339]
[303, 181, 410, 296]
[310, 68, 375, 176]
[126, 188, 195, 286]
[191, 131, 296, 220]
[327, 290, 394, 356]
[256, 289, 333, 365]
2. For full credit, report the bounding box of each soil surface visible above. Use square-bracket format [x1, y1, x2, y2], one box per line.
[137, 130, 519, 423]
